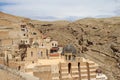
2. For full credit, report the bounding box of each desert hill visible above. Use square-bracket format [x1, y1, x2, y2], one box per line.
[0, 12, 120, 80]
[33, 17, 120, 80]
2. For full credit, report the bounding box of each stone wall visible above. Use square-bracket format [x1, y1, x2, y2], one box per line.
[0, 64, 25, 80]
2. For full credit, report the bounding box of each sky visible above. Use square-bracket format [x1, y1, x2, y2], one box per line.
[0, 0, 120, 21]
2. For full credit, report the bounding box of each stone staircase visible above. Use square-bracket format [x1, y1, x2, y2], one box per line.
[60, 63, 73, 80]
[51, 65, 60, 80]
[71, 66, 79, 80]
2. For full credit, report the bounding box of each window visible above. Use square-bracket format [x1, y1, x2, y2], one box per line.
[21, 29, 25, 31]
[18, 66, 21, 70]
[33, 32, 37, 35]
[52, 43, 54, 46]
[78, 62, 80, 71]
[41, 51, 43, 57]
[32, 61, 34, 63]
[31, 51, 33, 57]
[21, 25, 26, 28]
[23, 34, 26, 36]
[69, 55, 71, 60]
[55, 44, 57, 47]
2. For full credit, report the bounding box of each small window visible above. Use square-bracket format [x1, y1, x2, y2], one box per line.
[16, 59, 18, 61]
[52, 43, 54, 46]
[31, 51, 33, 57]
[55, 44, 57, 47]
[21, 29, 25, 31]
[33, 32, 37, 35]
[42, 44, 43, 46]
[18, 66, 21, 70]
[21, 25, 26, 28]
[41, 51, 43, 57]
[23, 34, 26, 36]
[32, 61, 34, 63]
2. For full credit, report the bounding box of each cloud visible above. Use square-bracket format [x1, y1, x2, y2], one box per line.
[0, 0, 120, 21]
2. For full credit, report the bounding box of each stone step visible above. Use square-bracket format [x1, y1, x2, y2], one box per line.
[90, 73, 96, 76]
[61, 67, 68, 70]
[81, 74, 88, 76]
[72, 75, 79, 77]
[61, 71, 68, 73]
[71, 66, 78, 68]
[80, 66, 87, 68]
[52, 77, 59, 80]
[52, 73, 60, 77]
[72, 70, 79, 73]
[89, 69, 96, 71]
[80, 70, 87, 72]
[61, 74, 72, 79]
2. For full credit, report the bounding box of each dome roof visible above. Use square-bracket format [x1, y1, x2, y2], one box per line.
[62, 44, 76, 55]
[33, 42, 39, 46]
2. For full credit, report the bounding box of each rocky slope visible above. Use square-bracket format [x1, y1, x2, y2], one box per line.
[0, 12, 120, 80]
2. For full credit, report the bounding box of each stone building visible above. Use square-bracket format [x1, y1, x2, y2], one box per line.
[0, 23, 108, 80]
[62, 44, 76, 61]
[23, 44, 107, 80]
[25, 48, 39, 63]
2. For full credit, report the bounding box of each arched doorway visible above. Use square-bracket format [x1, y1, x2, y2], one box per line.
[78, 62, 81, 80]
[18, 66, 21, 70]
[68, 63, 71, 73]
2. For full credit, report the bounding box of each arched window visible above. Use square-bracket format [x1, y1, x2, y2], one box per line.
[46, 49, 48, 57]
[52, 43, 54, 46]
[41, 51, 43, 57]
[68, 55, 71, 60]
[68, 63, 71, 73]
[18, 66, 21, 70]
[31, 51, 33, 57]
[78, 62, 80, 70]
[78, 62, 81, 79]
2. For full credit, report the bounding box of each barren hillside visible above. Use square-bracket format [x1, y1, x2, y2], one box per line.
[0, 12, 120, 80]
[33, 17, 120, 80]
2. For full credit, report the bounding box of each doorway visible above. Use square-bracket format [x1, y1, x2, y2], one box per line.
[68, 63, 71, 73]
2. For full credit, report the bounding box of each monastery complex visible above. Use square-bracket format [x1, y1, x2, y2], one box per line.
[0, 23, 107, 80]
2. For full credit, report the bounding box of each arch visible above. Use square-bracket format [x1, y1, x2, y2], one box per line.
[68, 55, 71, 60]
[68, 63, 71, 73]
[41, 51, 43, 57]
[55, 44, 57, 47]
[52, 43, 54, 46]
[78, 62, 81, 80]
[65, 55, 67, 60]
[78, 62, 80, 68]
[31, 51, 33, 57]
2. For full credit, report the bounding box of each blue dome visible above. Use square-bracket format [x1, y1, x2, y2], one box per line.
[62, 44, 76, 55]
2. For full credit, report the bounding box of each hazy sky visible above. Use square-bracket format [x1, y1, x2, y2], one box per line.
[0, 0, 120, 21]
